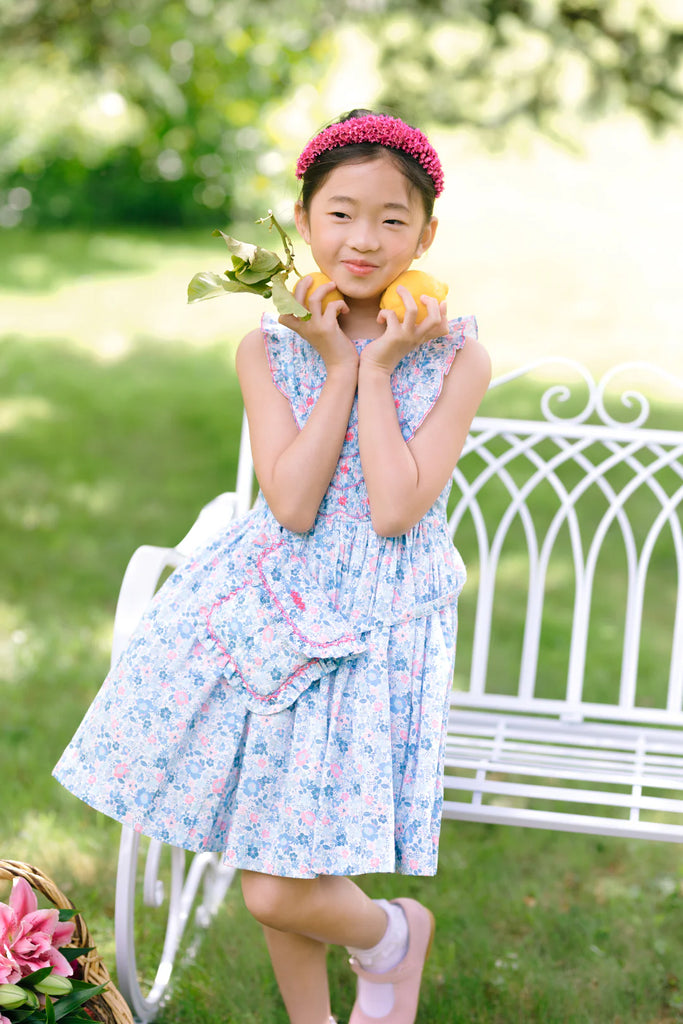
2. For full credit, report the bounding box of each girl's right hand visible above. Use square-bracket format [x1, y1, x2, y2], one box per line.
[279, 276, 358, 372]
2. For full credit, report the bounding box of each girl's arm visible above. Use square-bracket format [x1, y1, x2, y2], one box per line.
[236, 285, 358, 533]
[357, 300, 491, 537]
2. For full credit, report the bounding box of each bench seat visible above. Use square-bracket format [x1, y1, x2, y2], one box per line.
[444, 707, 683, 841]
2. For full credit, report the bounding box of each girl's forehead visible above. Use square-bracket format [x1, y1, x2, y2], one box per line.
[315, 155, 416, 208]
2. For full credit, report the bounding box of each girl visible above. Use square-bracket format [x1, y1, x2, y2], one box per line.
[54, 109, 491, 1024]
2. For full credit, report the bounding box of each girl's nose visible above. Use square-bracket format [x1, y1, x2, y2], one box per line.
[348, 220, 379, 251]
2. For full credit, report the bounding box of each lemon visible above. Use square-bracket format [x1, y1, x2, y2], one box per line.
[304, 272, 344, 312]
[380, 270, 448, 324]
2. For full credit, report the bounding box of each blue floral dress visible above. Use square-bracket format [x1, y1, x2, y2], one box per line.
[53, 312, 476, 879]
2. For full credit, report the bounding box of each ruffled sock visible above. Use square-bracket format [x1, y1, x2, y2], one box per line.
[346, 899, 409, 1017]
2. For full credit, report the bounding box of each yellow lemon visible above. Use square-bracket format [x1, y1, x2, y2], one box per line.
[380, 270, 448, 324]
[304, 272, 344, 312]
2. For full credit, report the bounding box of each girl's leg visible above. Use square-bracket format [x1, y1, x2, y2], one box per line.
[241, 871, 387, 1024]
[241, 871, 387, 947]
[261, 925, 331, 1024]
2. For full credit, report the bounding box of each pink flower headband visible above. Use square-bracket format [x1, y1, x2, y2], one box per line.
[296, 114, 444, 197]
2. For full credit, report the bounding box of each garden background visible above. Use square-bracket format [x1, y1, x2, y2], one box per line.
[2, 1, 683, 1021]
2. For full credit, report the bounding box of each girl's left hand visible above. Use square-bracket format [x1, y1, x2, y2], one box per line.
[362, 287, 449, 375]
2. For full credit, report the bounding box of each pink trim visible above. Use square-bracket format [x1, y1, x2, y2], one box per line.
[296, 114, 444, 196]
[261, 312, 292, 405]
[202, 540, 359, 705]
[403, 316, 478, 441]
[255, 541, 357, 648]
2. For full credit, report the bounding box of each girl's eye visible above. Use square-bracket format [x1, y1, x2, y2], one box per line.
[384, 218, 406, 226]
[331, 211, 349, 219]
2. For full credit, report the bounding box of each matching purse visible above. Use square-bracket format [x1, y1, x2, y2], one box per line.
[198, 540, 368, 714]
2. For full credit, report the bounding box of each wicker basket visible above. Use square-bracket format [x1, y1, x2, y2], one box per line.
[0, 860, 134, 1024]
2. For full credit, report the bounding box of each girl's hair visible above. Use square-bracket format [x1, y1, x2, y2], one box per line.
[298, 109, 438, 221]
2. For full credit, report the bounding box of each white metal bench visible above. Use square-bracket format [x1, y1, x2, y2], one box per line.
[110, 359, 683, 1019]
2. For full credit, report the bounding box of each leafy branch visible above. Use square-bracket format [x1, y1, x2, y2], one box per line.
[187, 210, 310, 319]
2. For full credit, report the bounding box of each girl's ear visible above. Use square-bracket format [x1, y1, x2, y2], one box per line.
[414, 216, 438, 258]
[294, 200, 311, 244]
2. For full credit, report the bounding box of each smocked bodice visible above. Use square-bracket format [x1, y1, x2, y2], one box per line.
[261, 312, 478, 524]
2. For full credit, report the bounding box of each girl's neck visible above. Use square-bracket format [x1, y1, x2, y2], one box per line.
[339, 297, 383, 341]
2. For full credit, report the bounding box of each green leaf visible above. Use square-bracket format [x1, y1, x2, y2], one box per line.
[57, 910, 78, 923]
[213, 230, 258, 264]
[248, 248, 285, 275]
[270, 272, 310, 319]
[214, 230, 284, 277]
[224, 268, 266, 288]
[222, 272, 273, 297]
[51, 984, 107, 1021]
[188, 270, 275, 302]
[44, 996, 55, 1024]
[67, 981, 104, 993]
[4, 1008, 34, 1024]
[18, 968, 52, 987]
[231, 266, 277, 287]
[187, 271, 233, 303]
[58, 947, 93, 963]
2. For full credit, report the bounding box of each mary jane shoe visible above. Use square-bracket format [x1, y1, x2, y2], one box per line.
[348, 897, 435, 1024]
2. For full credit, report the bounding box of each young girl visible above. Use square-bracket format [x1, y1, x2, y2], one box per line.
[54, 109, 491, 1024]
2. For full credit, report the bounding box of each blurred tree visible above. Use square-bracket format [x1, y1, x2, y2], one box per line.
[0, 0, 680, 227]
[372, 0, 683, 144]
[0, 0, 335, 226]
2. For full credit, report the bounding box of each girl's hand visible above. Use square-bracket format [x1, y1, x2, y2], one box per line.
[279, 275, 358, 373]
[362, 286, 449, 375]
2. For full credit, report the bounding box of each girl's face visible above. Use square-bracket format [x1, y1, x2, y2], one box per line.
[294, 154, 437, 304]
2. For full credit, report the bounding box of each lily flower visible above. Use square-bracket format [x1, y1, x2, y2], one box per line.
[0, 878, 75, 980]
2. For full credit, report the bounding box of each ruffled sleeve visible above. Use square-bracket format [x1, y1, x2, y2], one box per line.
[392, 315, 477, 441]
[260, 312, 326, 428]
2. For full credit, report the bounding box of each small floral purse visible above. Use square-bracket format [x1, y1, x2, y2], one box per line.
[198, 540, 368, 714]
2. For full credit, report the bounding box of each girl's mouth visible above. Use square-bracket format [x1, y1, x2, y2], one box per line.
[342, 260, 378, 277]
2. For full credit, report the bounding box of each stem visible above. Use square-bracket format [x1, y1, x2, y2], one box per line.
[257, 210, 301, 277]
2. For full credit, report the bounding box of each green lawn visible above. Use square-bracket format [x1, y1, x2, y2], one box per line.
[2, 229, 683, 1024]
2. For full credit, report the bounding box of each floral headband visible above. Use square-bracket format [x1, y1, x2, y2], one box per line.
[296, 114, 444, 196]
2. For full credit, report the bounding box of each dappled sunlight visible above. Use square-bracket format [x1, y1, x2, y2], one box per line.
[65, 480, 123, 517]
[4, 809, 109, 888]
[5, 497, 61, 531]
[0, 601, 30, 686]
[427, 115, 683, 377]
[0, 395, 56, 433]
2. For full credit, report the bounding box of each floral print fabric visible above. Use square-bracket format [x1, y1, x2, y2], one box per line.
[53, 313, 476, 878]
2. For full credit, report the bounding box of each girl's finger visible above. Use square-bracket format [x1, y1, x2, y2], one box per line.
[325, 296, 350, 318]
[293, 274, 313, 304]
[396, 284, 418, 321]
[376, 306, 400, 328]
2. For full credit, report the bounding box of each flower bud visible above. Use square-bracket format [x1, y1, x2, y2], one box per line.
[22, 990, 40, 1009]
[0, 985, 28, 1009]
[33, 974, 73, 997]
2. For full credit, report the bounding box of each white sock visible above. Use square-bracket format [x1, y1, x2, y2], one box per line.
[346, 900, 409, 1018]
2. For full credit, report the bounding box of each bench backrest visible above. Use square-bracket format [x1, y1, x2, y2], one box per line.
[449, 360, 683, 727]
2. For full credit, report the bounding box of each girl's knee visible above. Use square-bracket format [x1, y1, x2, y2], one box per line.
[241, 870, 311, 929]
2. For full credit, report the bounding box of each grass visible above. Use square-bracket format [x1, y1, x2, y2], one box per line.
[2, 227, 683, 1024]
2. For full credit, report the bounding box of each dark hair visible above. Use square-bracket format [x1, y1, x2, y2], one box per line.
[299, 108, 437, 221]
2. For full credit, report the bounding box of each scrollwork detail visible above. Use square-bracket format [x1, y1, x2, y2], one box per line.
[489, 359, 683, 429]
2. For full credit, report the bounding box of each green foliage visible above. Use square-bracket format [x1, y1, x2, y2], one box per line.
[0, 0, 335, 227]
[373, 0, 683, 143]
[0, 0, 681, 227]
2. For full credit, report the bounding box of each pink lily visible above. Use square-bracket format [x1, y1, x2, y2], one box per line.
[0, 878, 75, 980]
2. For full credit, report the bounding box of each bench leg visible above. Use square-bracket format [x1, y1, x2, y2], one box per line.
[115, 826, 236, 1021]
